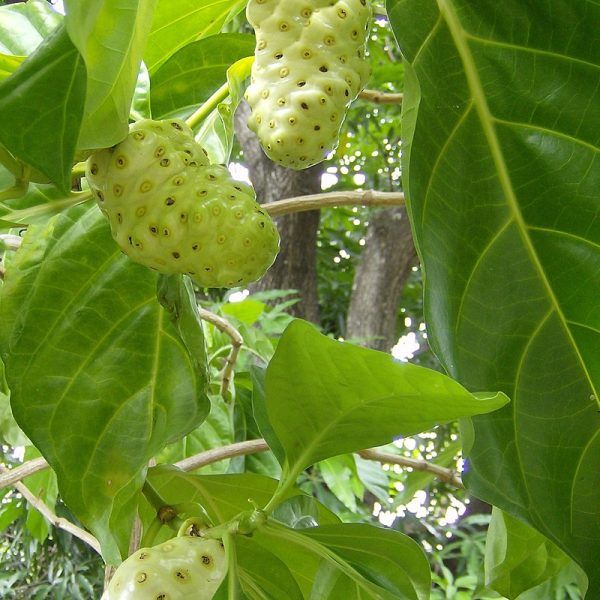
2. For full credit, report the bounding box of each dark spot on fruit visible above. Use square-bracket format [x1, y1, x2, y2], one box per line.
[314, 125, 321, 130]
[319, 65, 328, 72]
[163, 228, 170, 236]
[228, 194, 236, 200]
[302, 49, 312, 59]
[301, 102, 309, 109]
[115, 156, 127, 168]
[90, 164, 98, 175]
[138, 552, 149, 560]
[324, 35, 335, 46]
[157, 595, 167, 600]
[204, 267, 211, 271]
[172, 252, 180, 259]
[171, 121, 183, 130]
[128, 236, 133, 245]
[198, 190, 207, 197]
[160, 158, 170, 167]
[279, 21, 289, 31]
[192, 244, 199, 251]
[274, 52, 283, 59]
[297, 80, 306, 87]
[96, 190, 104, 201]
[201, 555, 212, 565]
[351, 30, 359, 39]
[234, 185, 242, 191]
[166, 197, 175, 206]
[338, 8, 347, 18]
[206, 173, 216, 181]
[150, 226, 158, 234]
[184, 149, 193, 155]
[132, 131, 145, 141]
[180, 213, 188, 222]
[189, 161, 197, 167]
[113, 184, 123, 196]
[259, 221, 265, 228]
[345, 88, 350, 97]
[188, 271, 195, 275]
[155, 147, 165, 158]
[136, 572, 147, 583]
[117, 213, 123, 224]
[217, 235, 226, 244]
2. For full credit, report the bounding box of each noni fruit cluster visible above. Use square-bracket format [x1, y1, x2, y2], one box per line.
[245, 0, 372, 169]
[104, 536, 227, 600]
[86, 119, 279, 288]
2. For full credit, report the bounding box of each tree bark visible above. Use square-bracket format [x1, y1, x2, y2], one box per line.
[346, 206, 417, 351]
[235, 102, 321, 322]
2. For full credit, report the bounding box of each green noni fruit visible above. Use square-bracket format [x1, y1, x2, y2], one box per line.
[86, 119, 279, 288]
[245, 0, 372, 169]
[104, 536, 227, 600]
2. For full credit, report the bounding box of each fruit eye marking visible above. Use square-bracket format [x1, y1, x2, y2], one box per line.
[140, 181, 153, 192]
[319, 65, 328, 72]
[165, 197, 175, 206]
[302, 49, 312, 59]
[90, 163, 98, 175]
[172, 252, 180, 259]
[160, 158, 170, 167]
[135, 572, 147, 583]
[96, 190, 104, 202]
[115, 156, 127, 168]
[257, 39, 266, 50]
[201, 555, 212, 565]
[279, 21, 289, 31]
[132, 131, 145, 140]
[324, 35, 335, 46]
[170, 121, 183, 130]
[136, 207, 146, 217]
[113, 184, 123, 196]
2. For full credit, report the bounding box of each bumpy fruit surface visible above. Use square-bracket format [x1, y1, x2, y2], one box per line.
[245, 0, 371, 169]
[86, 119, 279, 288]
[105, 536, 227, 600]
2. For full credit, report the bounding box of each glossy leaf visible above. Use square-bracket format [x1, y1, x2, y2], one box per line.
[235, 536, 304, 600]
[265, 319, 508, 473]
[0, 0, 62, 55]
[144, 0, 247, 73]
[258, 522, 430, 599]
[64, 0, 157, 149]
[146, 464, 336, 526]
[0, 26, 86, 191]
[485, 508, 588, 598]
[387, 0, 600, 588]
[0, 205, 209, 562]
[151, 33, 254, 118]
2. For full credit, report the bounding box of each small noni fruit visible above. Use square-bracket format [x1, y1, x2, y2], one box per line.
[86, 119, 279, 288]
[104, 536, 227, 600]
[245, 0, 372, 169]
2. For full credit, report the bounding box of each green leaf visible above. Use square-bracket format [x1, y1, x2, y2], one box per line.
[265, 320, 508, 473]
[0, 204, 209, 562]
[146, 465, 335, 526]
[131, 61, 152, 121]
[258, 522, 430, 599]
[235, 536, 304, 600]
[0, 0, 62, 55]
[0, 52, 24, 80]
[485, 508, 588, 599]
[196, 55, 254, 164]
[221, 299, 266, 326]
[387, 0, 600, 588]
[151, 33, 254, 118]
[0, 26, 86, 191]
[144, 0, 247, 73]
[64, 0, 158, 149]
[319, 455, 362, 513]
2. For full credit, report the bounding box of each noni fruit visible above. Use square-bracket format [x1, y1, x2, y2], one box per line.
[86, 119, 279, 288]
[104, 536, 227, 600]
[245, 0, 372, 169]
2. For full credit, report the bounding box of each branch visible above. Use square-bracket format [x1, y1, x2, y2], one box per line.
[263, 190, 405, 217]
[0, 464, 101, 554]
[0, 456, 49, 489]
[358, 89, 403, 105]
[357, 449, 463, 488]
[175, 439, 269, 472]
[197, 307, 244, 396]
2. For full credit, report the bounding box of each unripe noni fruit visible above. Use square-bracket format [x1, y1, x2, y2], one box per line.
[104, 536, 227, 600]
[86, 119, 279, 288]
[245, 0, 372, 169]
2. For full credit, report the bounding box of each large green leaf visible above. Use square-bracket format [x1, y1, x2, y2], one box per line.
[144, 0, 247, 73]
[0, 26, 86, 191]
[265, 320, 508, 475]
[387, 0, 600, 589]
[151, 33, 254, 118]
[258, 522, 430, 599]
[0, 205, 209, 562]
[485, 508, 587, 599]
[0, 0, 62, 55]
[64, 0, 158, 149]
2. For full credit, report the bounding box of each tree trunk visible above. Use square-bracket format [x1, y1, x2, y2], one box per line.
[346, 206, 417, 351]
[235, 102, 321, 322]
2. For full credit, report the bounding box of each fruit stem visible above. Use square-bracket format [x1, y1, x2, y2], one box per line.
[142, 480, 175, 519]
[185, 82, 230, 130]
[262, 463, 300, 515]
